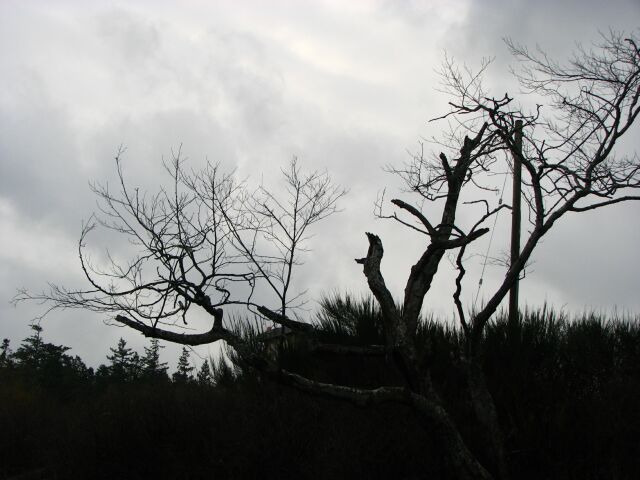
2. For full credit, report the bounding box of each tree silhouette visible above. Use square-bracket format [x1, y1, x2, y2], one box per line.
[196, 359, 213, 386]
[172, 347, 195, 383]
[141, 338, 169, 382]
[9, 324, 92, 389]
[0, 338, 13, 368]
[106, 338, 138, 382]
[15, 31, 640, 480]
[12, 324, 45, 369]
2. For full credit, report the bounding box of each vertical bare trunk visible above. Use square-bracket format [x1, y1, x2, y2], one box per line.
[464, 360, 509, 480]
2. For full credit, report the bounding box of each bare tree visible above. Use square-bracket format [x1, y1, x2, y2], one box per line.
[15, 31, 640, 480]
[17, 151, 344, 327]
[374, 30, 640, 479]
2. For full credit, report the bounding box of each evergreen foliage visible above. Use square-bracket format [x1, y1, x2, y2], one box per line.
[106, 338, 139, 383]
[140, 338, 169, 382]
[0, 338, 12, 368]
[172, 347, 195, 383]
[196, 359, 213, 386]
[7, 324, 92, 390]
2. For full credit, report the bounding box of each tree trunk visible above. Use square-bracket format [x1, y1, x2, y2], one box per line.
[411, 393, 494, 480]
[464, 360, 509, 480]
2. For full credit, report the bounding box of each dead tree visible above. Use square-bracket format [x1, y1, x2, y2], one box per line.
[15, 31, 640, 480]
[380, 30, 640, 479]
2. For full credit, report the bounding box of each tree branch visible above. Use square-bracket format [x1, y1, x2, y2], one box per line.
[256, 306, 317, 333]
[569, 194, 640, 211]
[114, 311, 235, 346]
[355, 232, 401, 342]
[391, 199, 437, 235]
[433, 228, 490, 249]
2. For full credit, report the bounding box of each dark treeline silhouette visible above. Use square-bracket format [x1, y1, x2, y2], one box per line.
[1, 297, 639, 479]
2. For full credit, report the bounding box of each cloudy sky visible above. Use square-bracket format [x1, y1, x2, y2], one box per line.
[1, 0, 639, 368]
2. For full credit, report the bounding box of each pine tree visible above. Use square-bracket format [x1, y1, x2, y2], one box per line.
[0, 338, 13, 368]
[196, 359, 213, 386]
[13, 324, 44, 369]
[95, 363, 111, 385]
[106, 338, 136, 382]
[12, 324, 91, 387]
[13, 324, 72, 373]
[172, 347, 195, 383]
[129, 351, 143, 380]
[141, 338, 169, 382]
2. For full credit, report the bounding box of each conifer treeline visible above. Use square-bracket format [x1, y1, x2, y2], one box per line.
[1, 299, 639, 479]
[0, 325, 231, 389]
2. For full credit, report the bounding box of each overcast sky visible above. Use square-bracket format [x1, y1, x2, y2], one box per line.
[1, 0, 639, 368]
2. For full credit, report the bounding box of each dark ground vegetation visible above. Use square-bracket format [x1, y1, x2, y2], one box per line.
[1, 297, 639, 480]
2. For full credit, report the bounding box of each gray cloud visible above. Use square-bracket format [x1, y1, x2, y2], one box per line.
[1, 0, 638, 367]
